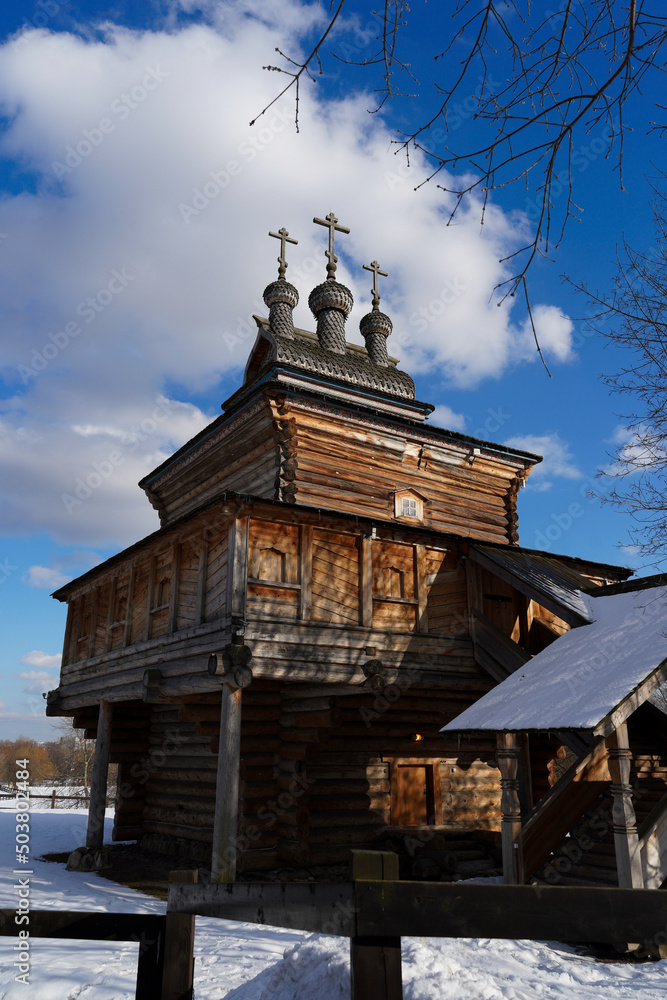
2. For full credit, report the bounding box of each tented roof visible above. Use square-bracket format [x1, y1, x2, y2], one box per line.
[442, 584, 667, 737]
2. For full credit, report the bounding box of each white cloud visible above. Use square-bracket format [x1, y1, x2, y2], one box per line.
[20, 650, 61, 670]
[504, 433, 582, 490]
[426, 405, 467, 433]
[0, 9, 575, 548]
[18, 670, 53, 692]
[23, 565, 72, 589]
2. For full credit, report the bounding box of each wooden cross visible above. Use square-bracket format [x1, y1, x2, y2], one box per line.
[363, 259, 388, 308]
[313, 212, 350, 279]
[269, 227, 298, 279]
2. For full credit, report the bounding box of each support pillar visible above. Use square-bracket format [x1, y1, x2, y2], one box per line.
[497, 732, 524, 884]
[211, 683, 243, 882]
[607, 723, 644, 888]
[86, 700, 113, 850]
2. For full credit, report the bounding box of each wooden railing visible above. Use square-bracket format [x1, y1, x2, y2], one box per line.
[640, 790, 667, 889]
[470, 610, 530, 682]
[0, 909, 166, 1000]
[3, 852, 667, 999]
[520, 738, 610, 879]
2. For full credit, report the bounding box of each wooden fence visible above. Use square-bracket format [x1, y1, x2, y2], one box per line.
[0, 789, 115, 808]
[2, 852, 667, 1000]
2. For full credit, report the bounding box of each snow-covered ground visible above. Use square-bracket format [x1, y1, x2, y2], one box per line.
[1, 803, 666, 999]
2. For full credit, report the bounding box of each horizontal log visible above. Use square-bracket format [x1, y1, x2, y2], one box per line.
[112, 824, 144, 841]
[276, 840, 310, 865]
[142, 821, 213, 844]
[280, 710, 342, 729]
[281, 696, 339, 712]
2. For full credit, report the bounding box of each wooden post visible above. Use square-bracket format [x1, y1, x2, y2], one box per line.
[226, 515, 249, 619]
[196, 532, 208, 625]
[51, 789, 56, 809]
[607, 724, 644, 889]
[350, 850, 402, 1000]
[86, 701, 113, 849]
[361, 535, 373, 627]
[299, 525, 313, 621]
[124, 565, 136, 648]
[161, 870, 198, 1000]
[415, 544, 428, 633]
[497, 732, 524, 884]
[168, 542, 181, 634]
[211, 683, 243, 882]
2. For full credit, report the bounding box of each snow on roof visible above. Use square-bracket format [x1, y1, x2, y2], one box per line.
[470, 545, 599, 624]
[442, 584, 667, 735]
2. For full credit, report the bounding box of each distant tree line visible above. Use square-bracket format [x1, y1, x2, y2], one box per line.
[0, 727, 97, 789]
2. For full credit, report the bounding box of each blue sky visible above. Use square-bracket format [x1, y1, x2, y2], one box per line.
[1, 1, 663, 740]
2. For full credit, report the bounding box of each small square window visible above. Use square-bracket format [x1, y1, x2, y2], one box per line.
[394, 490, 425, 521]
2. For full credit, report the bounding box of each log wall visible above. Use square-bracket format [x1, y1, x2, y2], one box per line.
[128, 679, 503, 870]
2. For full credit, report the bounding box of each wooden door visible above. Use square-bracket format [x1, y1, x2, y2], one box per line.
[393, 764, 434, 825]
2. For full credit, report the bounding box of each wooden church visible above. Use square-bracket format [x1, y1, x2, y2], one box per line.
[48, 213, 665, 886]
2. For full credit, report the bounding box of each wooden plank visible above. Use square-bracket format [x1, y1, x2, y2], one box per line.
[195, 533, 209, 626]
[300, 524, 313, 621]
[354, 882, 667, 943]
[161, 870, 197, 1000]
[123, 565, 136, 648]
[415, 544, 428, 634]
[168, 543, 181, 634]
[227, 516, 249, 619]
[167, 881, 356, 935]
[361, 536, 373, 628]
[144, 557, 157, 642]
[86, 701, 113, 850]
[472, 610, 530, 677]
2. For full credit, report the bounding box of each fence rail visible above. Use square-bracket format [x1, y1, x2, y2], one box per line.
[2, 851, 667, 1000]
[0, 789, 115, 808]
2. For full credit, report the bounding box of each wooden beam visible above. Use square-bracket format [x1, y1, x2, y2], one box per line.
[227, 515, 249, 620]
[87, 588, 99, 660]
[353, 882, 667, 943]
[123, 564, 136, 648]
[361, 536, 373, 628]
[468, 547, 587, 627]
[607, 724, 644, 889]
[594, 660, 667, 738]
[497, 732, 524, 884]
[196, 532, 209, 625]
[106, 577, 117, 653]
[211, 685, 243, 882]
[165, 879, 667, 946]
[415, 544, 428, 634]
[167, 881, 355, 934]
[168, 542, 181, 634]
[145, 556, 157, 642]
[472, 610, 530, 679]
[521, 737, 610, 879]
[161, 870, 197, 1000]
[86, 701, 113, 850]
[299, 524, 313, 621]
